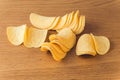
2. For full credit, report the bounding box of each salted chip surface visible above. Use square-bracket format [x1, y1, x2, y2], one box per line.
[7, 24, 27, 46]
[24, 27, 48, 48]
[30, 13, 55, 29]
[91, 34, 110, 55]
[76, 34, 96, 56]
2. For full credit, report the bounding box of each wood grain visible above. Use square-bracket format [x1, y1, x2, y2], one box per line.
[0, 0, 120, 80]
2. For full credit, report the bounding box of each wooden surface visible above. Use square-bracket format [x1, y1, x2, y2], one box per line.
[0, 0, 120, 80]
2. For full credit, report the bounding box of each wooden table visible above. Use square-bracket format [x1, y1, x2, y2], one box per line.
[0, 0, 120, 80]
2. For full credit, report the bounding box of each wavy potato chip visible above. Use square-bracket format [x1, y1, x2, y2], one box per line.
[91, 34, 110, 55]
[50, 40, 69, 52]
[41, 42, 66, 61]
[51, 43, 66, 60]
[24, 27, 48, 48]
[40, 43, 60, 61]
[7, 24, 27, 46]
[76, 34, 96, 56]
[30, 13, 55, 29]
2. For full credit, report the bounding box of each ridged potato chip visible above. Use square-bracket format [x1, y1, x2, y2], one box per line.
[7, 24, 27, 46]
[76, 34, 96, 56]
[30, 13, 56, 29]
[91, 34, 110, 55]
[24, 27, 48, 48]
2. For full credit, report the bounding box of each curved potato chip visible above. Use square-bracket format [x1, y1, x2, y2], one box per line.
[51, 43, 67, 60]
[76, 34, 96, 56]
[49, 34, 71, 50]
[57, 28, 76, 49]
[51, 40, 69, 52]
[48, 16, 60, 29]
[40, 43, 60, 61]
[41, 42, 65, 61]
[76, 15, 85, 34]
[91, 34, 110, 55]
[64, 11, 74, 27]
[53, 14, 68, 30]
[30, 13, 55, 29]
[24, 27, 48, 48]
[56, 11, 74, 32]
[7, 24, 27, 46]
[69, 10, 79, 34]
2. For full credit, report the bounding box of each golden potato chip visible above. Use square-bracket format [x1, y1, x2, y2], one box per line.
[49, 34, 71, 49]
[40, 43, 60, 61]
[65, 11, 74, 27]
[41, 42, 66, 61]
[91, 34, 110, 55]
[56, 11, 74, 32]
[7, 24, 27, 46]
[76, 34, 96, 56]
[51, 43, 67, 60]
[53, 14, 68, 30]
[40, 42, 50, 51]
[50, 40, 69, 52]
[24, 27, 48, 48]
[69, 10, 79, 33]
[49, 34, 56, 41]
[48, 16, 60, 29]
[75, 15, 85, 34]
[30, 13, 55, 29]
[57, 28, 76, 49]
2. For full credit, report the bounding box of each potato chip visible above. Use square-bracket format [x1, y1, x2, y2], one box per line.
[30, 13, 55, 29]
[7, 24, 27, 46]
[40, 43, 60, 61]
[48, 16, 60, 29]
[41, 42, 66, 61]
[49, 34, 71, 49]
[51, 43, 67, 60]
[51, 40, 69, 52]
[24, 27, 48, 48]
[56, 28, 76, 49]
[56, 11, 74, 32]
[75, 15, 85, 34]
[76, 34, 96, 56]
[91, 34, 110, 55]
[65, 11, 74, 27]
[69, 10, 79, 33]
[53, 14, 68, 30]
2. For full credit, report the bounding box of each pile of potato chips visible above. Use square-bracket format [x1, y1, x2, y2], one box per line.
[7, 10, 110, 61]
